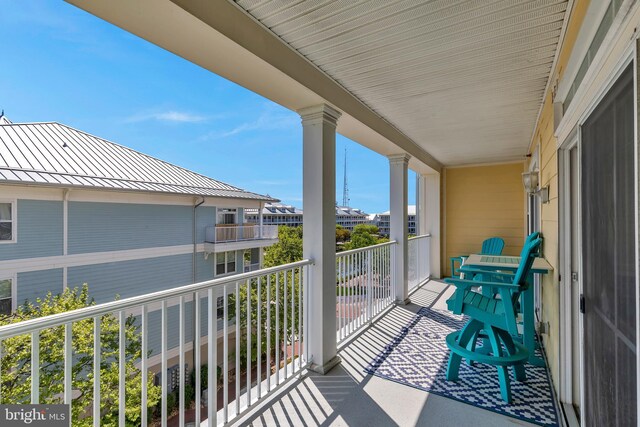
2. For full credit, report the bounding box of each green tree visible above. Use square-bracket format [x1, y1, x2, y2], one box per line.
[0, 285, 161, 426]
[263, 226, 303, 267]
[228, 225, 303, 375]
[335, 225, 350, 243]
[345, 224, 381, 250]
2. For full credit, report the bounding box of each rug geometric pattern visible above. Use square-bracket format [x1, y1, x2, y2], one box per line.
[365, 307, 559, 426]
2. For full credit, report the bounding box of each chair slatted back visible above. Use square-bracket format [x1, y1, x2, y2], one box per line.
[513, 238, 542, 287]
[519, 232, 541, 258]
[481, 237, 505, 256]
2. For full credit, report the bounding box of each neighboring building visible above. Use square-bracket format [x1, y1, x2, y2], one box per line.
[246, 202, 369, 231]
[370, 205, 417, 236]
[245, 202, 303, 227]
[335, 206, 369, 231]
[0, 117, 278, 363]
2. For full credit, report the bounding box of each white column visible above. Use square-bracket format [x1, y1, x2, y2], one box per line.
[418, 173, 441, 279]
[299, 104, 341, 374]
[389, 154, 411, 304]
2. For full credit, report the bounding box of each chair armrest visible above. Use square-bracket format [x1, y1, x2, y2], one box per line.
[445, 278, 521, 290]
[457, 267, 515, 277]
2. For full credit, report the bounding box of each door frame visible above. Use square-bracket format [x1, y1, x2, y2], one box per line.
[558, 128, 582, 425]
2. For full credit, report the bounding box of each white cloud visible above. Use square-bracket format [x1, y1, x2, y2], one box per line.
[201, 106, 298, 140]
[125, 110, 208, 123]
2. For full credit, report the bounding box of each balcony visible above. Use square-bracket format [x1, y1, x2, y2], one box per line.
[0, 234, 554, 426]
[204, 224, 279, 253]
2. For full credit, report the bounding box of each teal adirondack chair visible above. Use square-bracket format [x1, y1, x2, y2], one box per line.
[444, 237, 542, 403]
[450, 237, 505, 278]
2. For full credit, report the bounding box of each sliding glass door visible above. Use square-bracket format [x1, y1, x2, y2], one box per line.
[581, 64, 636, 426]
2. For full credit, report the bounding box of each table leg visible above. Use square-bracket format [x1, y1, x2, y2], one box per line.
[522, 284, 545, 366]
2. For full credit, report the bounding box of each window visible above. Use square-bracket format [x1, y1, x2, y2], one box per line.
[216, 251, 236, 276]
[0, 278, 12, 316]
[217, 208, 237, 225]
[0, 202, 15, 242]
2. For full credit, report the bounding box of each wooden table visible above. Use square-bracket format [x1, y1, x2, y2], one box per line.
[463, 254, 553, 366]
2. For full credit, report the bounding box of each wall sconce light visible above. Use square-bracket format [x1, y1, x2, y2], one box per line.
[522, 170, 550, 204]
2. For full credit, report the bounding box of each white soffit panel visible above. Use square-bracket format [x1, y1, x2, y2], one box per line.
[234, 0, 568, 166]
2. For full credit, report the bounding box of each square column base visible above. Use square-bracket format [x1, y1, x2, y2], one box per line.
[395, 298, 411, 306]
[308, 356, 342, 375]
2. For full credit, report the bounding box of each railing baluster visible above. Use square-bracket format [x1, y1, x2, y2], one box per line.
[297, 267, 302, 374]
[257, 276, 262, 399]
[119, 310, 126, 427]
[304, 265, 310, 366]
[207, 288, 216, 427]
[338, 256, 343, 342]
[283, 268, 288, 379]
[64, 323, 72, 406]
[223, 284, 228, 423]
[246, 278, 252, 407]
[367, 249, 372, 323]
[290, 269, 295, 374]
[161, 301, 167, 427]
[195, 291, 201, 427]
[275, 272, 280, 386]
[235, 281, 240, 417]
[349, 253, 354, 335]
[93, 316, 101, 427]
[31, 331, 39, 404]
[266, 274, 271, 392]
[179, 296, 185, 427]
[141, 305, 148, 427]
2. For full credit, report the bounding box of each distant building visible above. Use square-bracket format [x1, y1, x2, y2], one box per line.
[370, 205, 417, 236]
[335, 206, 369, 231]
[247, 203, 369, 231]
[245, 202, 303, 227]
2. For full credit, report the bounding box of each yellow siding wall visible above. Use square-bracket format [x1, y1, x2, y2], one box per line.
[443, 163, 526, 277]
[528, 0, 590, 393]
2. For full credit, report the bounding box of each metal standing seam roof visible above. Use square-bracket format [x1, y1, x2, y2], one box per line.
[0, 121, 277, 201]
[245, 202, 304, 215]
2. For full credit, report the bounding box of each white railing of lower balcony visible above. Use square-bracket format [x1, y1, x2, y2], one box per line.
[0, 260, 311, 427]
[205, 224, 279, 243]
[408, 234, 431, 291]
[335, 241, 396, 344]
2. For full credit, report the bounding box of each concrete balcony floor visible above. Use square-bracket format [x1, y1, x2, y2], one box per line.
[230, 281, 538, 427]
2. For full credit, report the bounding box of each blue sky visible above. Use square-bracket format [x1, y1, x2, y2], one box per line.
[0, 1, 416, 213]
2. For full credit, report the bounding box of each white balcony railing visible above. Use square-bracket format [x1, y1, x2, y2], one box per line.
[0, 237, 431, 426]
[205, 224, 279, 243]
[336, 241, 396, 344]
[408, 234, 431, 291]
[0, 260, 311, 427]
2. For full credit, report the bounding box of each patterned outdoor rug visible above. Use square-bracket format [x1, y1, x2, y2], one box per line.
[365, 307, 559, 426]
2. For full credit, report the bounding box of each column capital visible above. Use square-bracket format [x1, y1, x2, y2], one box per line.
[298, 104, 341, 126]
[388, 153, 411, 165]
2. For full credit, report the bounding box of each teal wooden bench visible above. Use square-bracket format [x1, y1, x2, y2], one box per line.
[444, 237, 542, 403]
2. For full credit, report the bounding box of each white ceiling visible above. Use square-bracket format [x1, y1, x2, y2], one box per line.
[234, 0, 569, 166]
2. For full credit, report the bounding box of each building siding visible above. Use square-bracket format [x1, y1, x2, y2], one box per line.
[0, 200, 63, 261]
[196, 206, 215, 243]
[68, 202, 194, 254]
[67, 253, 196, 303]
[17, 268, 64, 306]
[443, 163, 526, 277]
